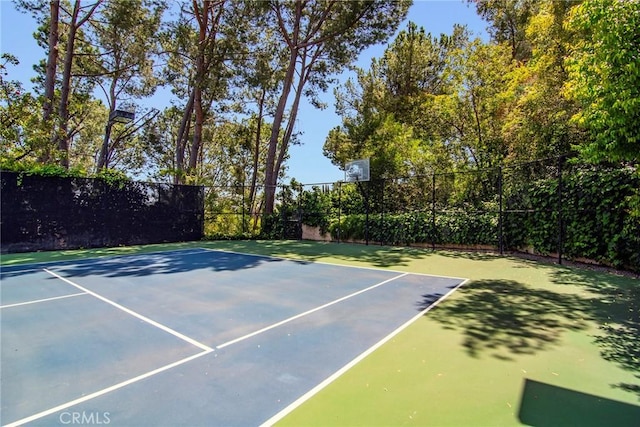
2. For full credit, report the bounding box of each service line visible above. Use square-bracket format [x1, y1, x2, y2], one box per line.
[4, 349, 213, 427]
[43, 268, 212, 352]
[216, 272, 409, 349]
[0, 292, 87, 309]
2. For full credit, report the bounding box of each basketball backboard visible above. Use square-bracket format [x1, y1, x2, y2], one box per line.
[345, 158, 370, 182]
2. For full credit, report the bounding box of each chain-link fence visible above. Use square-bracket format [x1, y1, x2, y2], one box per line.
[203, 155, 639, 271]
[203, 183, 302, 239]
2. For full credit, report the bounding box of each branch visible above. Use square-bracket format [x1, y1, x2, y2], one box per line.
[298, 2, 374, 49]
[271, 1, 294, 48]
[302, 0, 336, 45]
[75, 0, 103, 29]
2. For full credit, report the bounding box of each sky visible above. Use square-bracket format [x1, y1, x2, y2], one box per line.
[0, 0, 488, 185]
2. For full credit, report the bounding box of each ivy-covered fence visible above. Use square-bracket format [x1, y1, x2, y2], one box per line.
[193, 156, 638, 271]
[289, 156, 639, 271]
[1, 172, 205, 253]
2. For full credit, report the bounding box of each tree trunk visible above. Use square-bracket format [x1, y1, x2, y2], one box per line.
[56, 1, 81, 169]
[249, 89, 266, 216]
[264, 49, 298, 214]
[56, 0, 102, 168]
[175, 90, 195, 184]
[189, 74, 204, 173]
[43, 1, 59, 124]
[38, 0, 60, 163]
[187, 0, 210, 175]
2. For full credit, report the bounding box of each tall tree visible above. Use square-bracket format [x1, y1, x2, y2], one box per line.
[43, 0, 60, 126]
[435, 38, 512, 170]
[470, 0, 537, 61]
[162, 0, 240, 184]
[324, 23, 468, 178]
[15, 0, 103, 166]
[56, 0, 103, 168]
[89, 0, 166, 170]
[262, 0, 411, 214]
[15, 0, 61, 162]
[230, 23, 287, 218]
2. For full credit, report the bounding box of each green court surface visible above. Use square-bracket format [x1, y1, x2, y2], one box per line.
[2, 240, 639, 426]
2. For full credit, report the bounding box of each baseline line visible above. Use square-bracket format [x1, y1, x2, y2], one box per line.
[3, 349, 213, 427]
[0, 292, 87, 309]
[260, 278, 470, 427]
[43, 268, 213, 352]
[216, 272, 409, 350]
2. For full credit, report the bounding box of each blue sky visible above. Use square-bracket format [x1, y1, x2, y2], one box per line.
[0, 0, 488, 184]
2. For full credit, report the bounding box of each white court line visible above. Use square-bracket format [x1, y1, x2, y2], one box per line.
[203, 247, 468, 281]
[217, 272, 409, 349]
[3, 349, 213, 427]
[43, 268, 213, 352]
[261, 278, 470, 427]
[0, 292, 87, 309]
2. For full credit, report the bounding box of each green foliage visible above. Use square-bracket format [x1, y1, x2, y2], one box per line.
[503, 165, 640, 270]
[1, 160, 85, 179]
[299, 186, 332, 232]
[565, 0, 640, 162]
[0, 162, 133, 189]
[326, 210, 497, 247]
[258, 212, 301, 240]
[563, 167, 638, 268]
[299, 162, 639, 271]
[93, 168, 130, 188]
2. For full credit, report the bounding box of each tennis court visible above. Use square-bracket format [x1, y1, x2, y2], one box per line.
[1, 248, 466, 426]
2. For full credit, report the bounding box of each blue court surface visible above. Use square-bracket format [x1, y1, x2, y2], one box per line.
[1, 249, 466, 426]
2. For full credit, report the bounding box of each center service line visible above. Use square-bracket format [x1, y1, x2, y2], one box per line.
[216, 272, 409, 350]
[43, 268, 213, 352]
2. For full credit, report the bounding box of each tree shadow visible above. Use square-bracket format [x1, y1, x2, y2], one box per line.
[550, 269, 640, 399]
[220, 240, 430, 268]
[0, 249, 273, 279]
[419, 279, 593, 360]
[419, 267, 640, 400]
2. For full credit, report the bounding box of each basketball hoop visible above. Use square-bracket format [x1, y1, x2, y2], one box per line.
[344, 158, 370, 182]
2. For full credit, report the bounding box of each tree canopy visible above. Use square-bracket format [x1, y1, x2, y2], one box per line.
[1, 0, 637, 230]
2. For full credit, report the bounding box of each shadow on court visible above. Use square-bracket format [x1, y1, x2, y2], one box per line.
[420, 269, 640, 400]
[419, 279, 593, 359]
[518, 379, 640, 426]
[1, 250, 281, 279]
[214, 240, 430, 268]
[550, 268, 640, 399]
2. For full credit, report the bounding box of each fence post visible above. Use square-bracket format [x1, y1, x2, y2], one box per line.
[498, 166, 504, 255]
[280, 185, 285, 240]
[557, 156, 565, 264]
[337, 181, 342, 243]
[365, 181, 370, 246]
[297, 184, 302, 240]
[242, 182, 246, 234]
[380, 178, 385, 246]
[431, 172, 436, 250]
